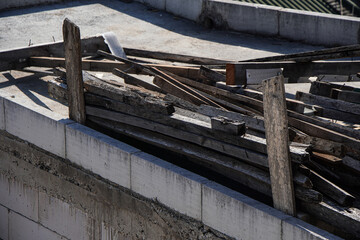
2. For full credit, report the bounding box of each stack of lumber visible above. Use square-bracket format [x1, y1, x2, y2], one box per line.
[44, 45, 360, 238]
[3, 24, 359, 238]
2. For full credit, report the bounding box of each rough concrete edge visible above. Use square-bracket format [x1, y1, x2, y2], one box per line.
[1, 96, 342, 240]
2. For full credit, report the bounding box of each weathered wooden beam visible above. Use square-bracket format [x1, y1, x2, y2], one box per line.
[309, 170, 355, 206]
[123, 47, 230, 65]
[63, 18, 86, 124]
[331, 89, 360, 104]
[296, 91, 360, 117]
[262, 75, 296, 216]
[309, 81, 357, 97]
[226, 61, 360, 84]
[342, 155, 360, 173]
[47, 79, 68, 105]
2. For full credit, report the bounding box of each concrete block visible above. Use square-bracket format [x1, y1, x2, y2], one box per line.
[0, 205, 9, 240]
[39, 192, 92, 240]
[203, 0, 280, 36]
[66, 123, 139, 188]
[166, 0, 203, 21]
[4, 98, 72, 158]
[101, 222, 121, 240]
[282, 217, 342, 240]
[143, 0, 166, 10]
[0, 173, 39, 221]
[9, 210, 65, 240]
[0, 97, 4, 130]
[279, 9, 360, 46]
[131, 151, 206, 220]
[202, 181, 287, 240]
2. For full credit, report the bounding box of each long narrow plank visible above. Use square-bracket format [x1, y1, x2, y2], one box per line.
[63, 18, 86, 124]
[29, 56, 203, 79]
[0, 36, 107, 71]
[332, 89, 360, 104]
[242, 44, 360, 62]
[123, 47, 230, 65]
[263, 75, 296, 216]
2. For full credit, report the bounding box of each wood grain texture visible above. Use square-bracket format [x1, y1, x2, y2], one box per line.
[262, 75, 296, 216]
[63, 18, 86, 124]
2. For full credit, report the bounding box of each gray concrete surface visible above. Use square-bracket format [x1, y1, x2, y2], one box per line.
[0, 0, 322, 61]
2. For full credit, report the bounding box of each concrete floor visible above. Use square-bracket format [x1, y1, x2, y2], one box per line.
[0, 0, 322, 60]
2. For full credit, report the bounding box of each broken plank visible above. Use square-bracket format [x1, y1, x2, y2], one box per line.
[262, 75, 296, 216]
[47, 79, 68, 105]
[63, 18, 86, 124]
[342, 155, 360, 173]
[312, 151, 342, 166]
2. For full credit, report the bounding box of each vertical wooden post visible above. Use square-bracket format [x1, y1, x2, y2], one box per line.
[63, 18, 86, 124]
[262, 75, 296, 216]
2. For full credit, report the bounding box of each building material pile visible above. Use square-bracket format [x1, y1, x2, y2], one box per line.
[1, 21, 360, 239]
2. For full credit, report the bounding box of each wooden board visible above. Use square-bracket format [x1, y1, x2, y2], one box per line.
[262, 75, 296, 216]
[309, 81, 357, 97]
[63, 18, 86, 124]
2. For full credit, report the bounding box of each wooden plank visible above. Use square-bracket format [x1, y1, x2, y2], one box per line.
[0, 36, 107, 71]
[227, 61, 360, 84]
[112, 68, 164, 93]
[309, 170, 355, 206]
[310, 81, 357, 97]
[242, 44, 360, 62]
[29, 56, 203, 79]
[63, 18, 86, 124]
[210, 116, 246, 136]
[47, 79, 68, 105]
[296, 91, 360, 116]
[262, 75, 296, 216]
[123, 47, 230, 65]
[312, 151, 342, 166]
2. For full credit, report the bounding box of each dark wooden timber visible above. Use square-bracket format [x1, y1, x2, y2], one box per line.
[310, 81, 358, 97]
[63, 18, 86, 124]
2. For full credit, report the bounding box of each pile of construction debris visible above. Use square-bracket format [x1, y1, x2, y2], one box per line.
[1, 20, 360, 239]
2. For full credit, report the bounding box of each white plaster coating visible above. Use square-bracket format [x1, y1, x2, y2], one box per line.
[0, 173, 39, 222]
[66, 123, 139, 188]
[0, 97, 4, 130]
[166, 0, 203, 21]
[101, 222, 121, 240]
[39, 192, 91, 240]
[3, 98, 71, 158]
[9, 210, 66, 240]
[131, 151, 207, 220]
[282, 217, 343, 240]
[202, 181, 286, 240]
[0, 205, 9, 240]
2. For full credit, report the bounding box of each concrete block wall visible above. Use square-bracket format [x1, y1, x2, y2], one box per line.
[0, 95, 343, 239]
[137, 0, 360, 46]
